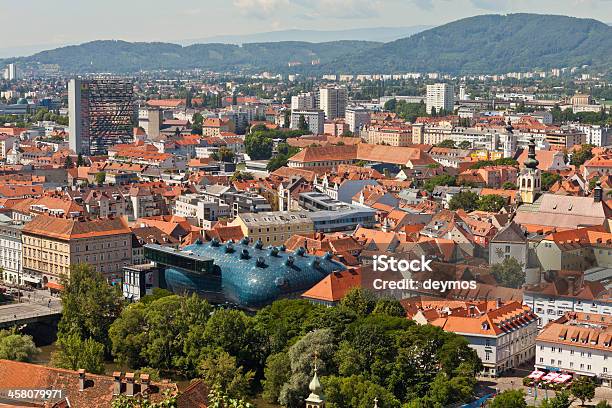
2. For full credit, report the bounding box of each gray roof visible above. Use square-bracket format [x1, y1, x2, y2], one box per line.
[491, 221, 526, 243]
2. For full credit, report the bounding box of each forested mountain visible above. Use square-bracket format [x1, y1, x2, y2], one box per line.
[3, 14, 611, 74]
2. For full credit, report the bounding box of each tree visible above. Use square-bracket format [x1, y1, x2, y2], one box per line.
[570, 144, 594, 167]
[323, 375, 401, 408]
[571, 376, 596, 406]
[372, 298, 406, 317]
[540, 390, 571, 408]
[541, 172, 562, 191]
[449, 190, 479, 212]
[491, 257, 525, 288]
[212, 147, 235, 163]
[51, 332, 105, 374]
[262, 352, 291, 404]
[340, 288, 376, 317]
[76, 153, 84, 167]
[298, 114, 309, 131]
[503, 181, 517, 190]
[477, 194, 506, 212]
[424, 175, 456, 193]
[383, 98, 397, 111]
[198, 347, 255, 398]
[595, 401, 612, 408]
[95, 171, 106, 185]
[111, 390, 178, 408]
[489, 389, 527, 408]
[244, 132, 273, 160]
[436, 139, 456, 148]
[458, 140, 472, 149]
[59, 264, 124, 353]
[207, 383, 254, 408]
[0, 329, 40, 362]
[64, 155, 73, 169]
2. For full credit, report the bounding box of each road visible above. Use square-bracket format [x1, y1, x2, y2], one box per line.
[0, 288, 62, 326]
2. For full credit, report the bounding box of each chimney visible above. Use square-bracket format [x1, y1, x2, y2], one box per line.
[496, 297, 502, 309]
[125, 372, 135, 396]
[468, 305, 475, 316]
[113, 372, 123, 396]
[567, 276, 576, 296]
[78, 369, 85, 391]
[594, 181, 603, 203]
[140, 373, 150, 394]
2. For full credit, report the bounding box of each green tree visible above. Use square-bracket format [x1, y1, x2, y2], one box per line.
[298, 114, 309, 131]
[383, 98, 397, 111]
[212, 147, 236, 163]
[59, 264, 124, 353]
[436, 139, 456, 148]
[489, 389, 527, 408]
[424, 175, 456, 193]
[207, 383, 254, 408]
[244, 132, 273, 160]
[541, 172, 562, 191]
[570, 144, 594, 167]
[477, 194, 506, 212]
[198, 347, 255, 398]
[262, 352, 291, 404]
[95, 171, 106, 185]
[111, 390, 178, 408]
[458, 140, 472, 149]
[0, 329, 40, 362]
[540, 390, 571, 408]
[76, 153, 84, 167]
[571, 376, 596, 406]
[340, 288, 376, 317]
[64, 155, 73, 169]
[323, 375, 401, 408]
[372, 298, 406, 317]
[491, 257, 525, 288]
[595, 401, 612, 408]
[449, 190, 479, 212]
[51, 332, 105, 374]
[503, 181, 517, 190]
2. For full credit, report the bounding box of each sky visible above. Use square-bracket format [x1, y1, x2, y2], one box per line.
[1, 0, 611, 50]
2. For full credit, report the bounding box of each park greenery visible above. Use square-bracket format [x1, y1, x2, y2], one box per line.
[54, 267, 483, 407]
[448, 191, 507, 213]
[245, 126, 309, 161]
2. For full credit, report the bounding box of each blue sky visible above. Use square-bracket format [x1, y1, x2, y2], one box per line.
[1, 0, 611, 48]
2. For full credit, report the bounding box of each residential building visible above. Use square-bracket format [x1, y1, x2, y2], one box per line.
[535, 312, 612, 387]
[230, 211, 314, 246]
[290, 109, 325, 134]
[489, 222, 528, 269]
[345, 106, 370, 134]
[291, 92, 316, 111]
[21, 214, 133, 285]
[0, 214, 24, 285]
[69, 77, 135, 155]
[402, 297, 539, 377]
[426, 83, 455, 114]
[319, 86, 348, 119]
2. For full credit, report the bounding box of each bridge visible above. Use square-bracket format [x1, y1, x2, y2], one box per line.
[0, 301, 62, 329]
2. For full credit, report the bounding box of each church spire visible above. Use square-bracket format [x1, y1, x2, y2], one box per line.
[305, 352, 325, 407]
[524, 137, 539, 169]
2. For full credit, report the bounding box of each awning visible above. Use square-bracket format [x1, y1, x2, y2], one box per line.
[542, 373, 559, 382]
[46, 282, 64, 290]
[553, 374, 572, 384]
[528, 370, 546, 380]
[22, 275, 42, 283]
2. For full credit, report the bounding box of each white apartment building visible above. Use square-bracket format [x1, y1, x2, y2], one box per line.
[319, 86, 348, 119]
[524, 282, 612, 329]
[0, 215, 23, 285]
[426, 83, 455, 114]
[291, 92, 316, 111]
[571, 124, 611, 147]
[535, 312, 612, 387]
[173, 193, 231, 227]
[290, 109, 325, 134]
[345, 106, 370, 134]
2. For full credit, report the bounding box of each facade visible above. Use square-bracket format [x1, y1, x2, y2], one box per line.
[319, 86, 348, 119]
[489, 222, 528, 268]
[345, 106, 370, 133]
[426, 83, 455, 114]
[0, 215, 24, 285]
[403, 298, 539, 377]
[365, 126, 412, 146]
[517, 137, 541, 204]
[230, 211, 314, 246]
[290, 109, 325, 134]
[535, 312, 612, 387]
[69, 77, 135, 155]
[291, 92, 316, 111]
[21, 214, 133, 285]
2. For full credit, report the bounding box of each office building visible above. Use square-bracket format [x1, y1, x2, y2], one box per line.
[291, 92, 316, 111]
[426, 83, 455, 115]
[319, 86, 348, 119]
[290, 109, 325, 134]
[230, 211, 314, 246]
[69, 77, 135, 155]
[4, 63, 17, 80]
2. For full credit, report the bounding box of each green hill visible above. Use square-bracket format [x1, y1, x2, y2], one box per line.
[6, 40, 379, 74]
[322, 13, 612, 74]
[4, 14, 612, 75]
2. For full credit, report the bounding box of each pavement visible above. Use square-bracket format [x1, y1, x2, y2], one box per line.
[0, 286, 62, 326]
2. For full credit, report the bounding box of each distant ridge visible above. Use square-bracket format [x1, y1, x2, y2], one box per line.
[3, 14, 611, 75]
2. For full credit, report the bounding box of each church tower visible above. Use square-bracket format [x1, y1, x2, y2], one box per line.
[518, 136, 541, 204]
[305, 363, 325, 408]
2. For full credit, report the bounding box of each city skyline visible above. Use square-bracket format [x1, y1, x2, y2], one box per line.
[1, 0, 611, 54]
